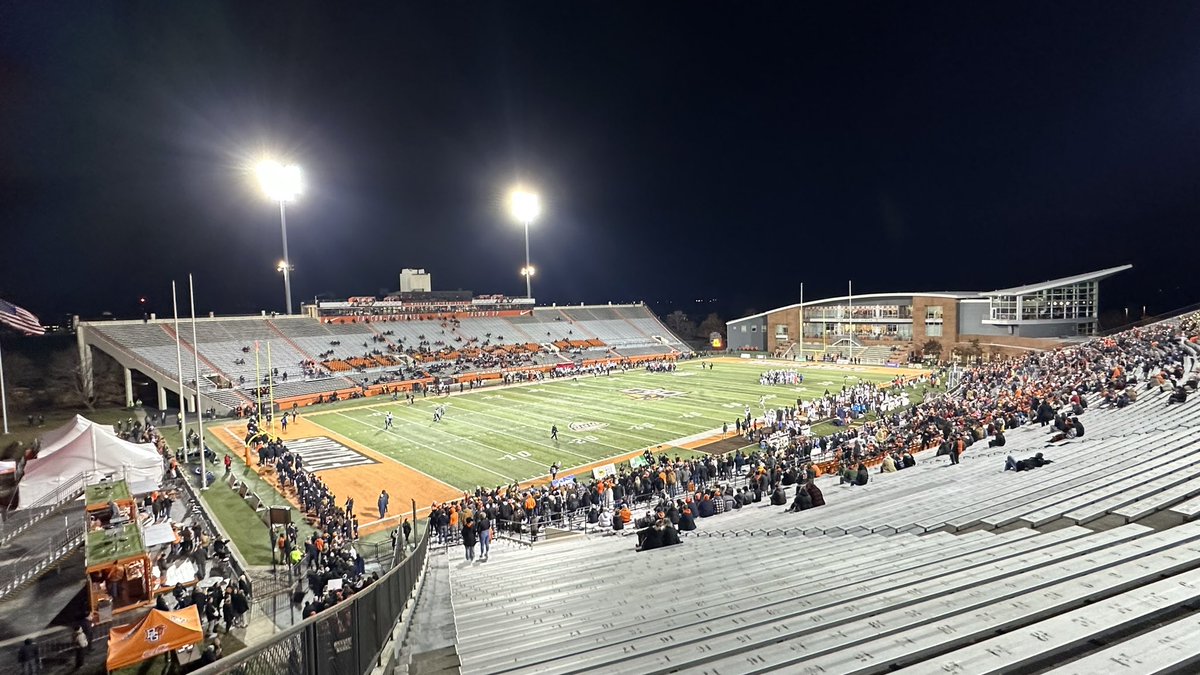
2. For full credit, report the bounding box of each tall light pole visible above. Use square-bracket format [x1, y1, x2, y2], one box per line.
[257, 160, 303, 314]
[508, 187, 541, 299]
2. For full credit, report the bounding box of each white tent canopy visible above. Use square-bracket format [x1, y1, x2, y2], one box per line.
[36, 413, 115, 454]
[18, 416, 162, 508]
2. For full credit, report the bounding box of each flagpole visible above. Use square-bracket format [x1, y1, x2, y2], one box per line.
[848, 279, 853, 361]
[254, 341, 263, 433]
[189, 274, 208, 490]
[0, 336, 8, 435]
[172, 282, 189, 462]
[798, 282, 804, 363]
[267, 342, 276, 437]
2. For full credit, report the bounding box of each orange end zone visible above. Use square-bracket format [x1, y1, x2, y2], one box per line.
[209, 417, 459, 537]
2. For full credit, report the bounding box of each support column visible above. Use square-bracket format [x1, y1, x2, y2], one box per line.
[123, 367, 134, 408]
[157, 383, 168, 411]
[76, 323, 95, 402]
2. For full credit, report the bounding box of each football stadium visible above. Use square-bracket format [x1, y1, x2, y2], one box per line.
[6, 5, 1200, 675]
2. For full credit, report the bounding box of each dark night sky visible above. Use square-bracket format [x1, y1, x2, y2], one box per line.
[2, 2, 1199, 325]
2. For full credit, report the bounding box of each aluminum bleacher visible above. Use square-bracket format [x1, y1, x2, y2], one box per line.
[439, 369, 1200, 673]
[87, 304, 687, 414]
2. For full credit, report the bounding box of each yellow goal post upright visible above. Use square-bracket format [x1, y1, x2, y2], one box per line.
[267, 342, 277, 437]
[254, 341, 264, 440]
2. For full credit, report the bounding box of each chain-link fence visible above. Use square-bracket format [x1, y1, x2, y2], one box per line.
[191, 527, 430, 675]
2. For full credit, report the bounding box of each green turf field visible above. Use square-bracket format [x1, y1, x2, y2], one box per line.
[303, 359, 913, 491]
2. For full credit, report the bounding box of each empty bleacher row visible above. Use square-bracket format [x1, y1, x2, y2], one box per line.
[84, 304, 689, 410]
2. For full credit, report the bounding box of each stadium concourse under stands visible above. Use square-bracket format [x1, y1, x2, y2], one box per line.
[429, 315, 1200, 674]
[80, 304, 689, 413]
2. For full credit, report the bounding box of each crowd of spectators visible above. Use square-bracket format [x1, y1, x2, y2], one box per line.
[251, 436, 379, 620]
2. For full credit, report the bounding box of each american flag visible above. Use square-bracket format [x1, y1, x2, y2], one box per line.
[0, 298, 45, 336]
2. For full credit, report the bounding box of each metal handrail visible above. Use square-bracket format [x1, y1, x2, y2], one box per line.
[0, 518, 86, 601]
[1, 471, 89, 544]
[191, 526, 432, 675]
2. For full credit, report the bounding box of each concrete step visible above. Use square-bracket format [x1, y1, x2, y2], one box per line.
[408, 645, 460, 675]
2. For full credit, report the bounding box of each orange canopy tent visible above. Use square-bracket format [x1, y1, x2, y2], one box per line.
[106, 606, 204, 672]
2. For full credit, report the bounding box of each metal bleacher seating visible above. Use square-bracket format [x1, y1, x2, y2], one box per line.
[92, 305, 687, 415]
[439, 380, 1200, 673]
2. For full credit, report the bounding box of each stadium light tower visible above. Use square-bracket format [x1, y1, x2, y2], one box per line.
[508, 187, 541, 299]
[257, 160, 303, 314]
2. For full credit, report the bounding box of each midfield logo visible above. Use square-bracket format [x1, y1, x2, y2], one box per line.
[621, 388, 685, 401]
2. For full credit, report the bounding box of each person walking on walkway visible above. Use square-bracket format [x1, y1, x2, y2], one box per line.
[378, 490, 389, 520]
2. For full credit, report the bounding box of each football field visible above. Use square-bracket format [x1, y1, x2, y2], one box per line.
[295, 358, 911, 492]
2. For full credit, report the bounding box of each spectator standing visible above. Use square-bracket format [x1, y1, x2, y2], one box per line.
[378, 490, 389, 519]
[462, 518, 477, 561]
[477, 514, 492, 560]
[71, 626, 89, 669]
[18, 638, 38, 674]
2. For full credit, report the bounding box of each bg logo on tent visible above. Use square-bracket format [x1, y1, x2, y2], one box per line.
[146, 626, 164, 642]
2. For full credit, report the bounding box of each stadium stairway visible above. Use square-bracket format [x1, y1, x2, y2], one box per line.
[0, 508, 86, 638]
[391, 544, 470, 675]
[265, 319, 320, 365]
[162, 323, 237, 385]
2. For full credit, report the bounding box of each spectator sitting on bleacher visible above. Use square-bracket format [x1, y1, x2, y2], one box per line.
[786, 485, 813, 512]
[1168, 387, 1189, 404]
[880, 454, 897, 472]
[988, 428, 1006, 448]
[677, 504, 696, 530]
[804, 480, 825, 506]
[769, 483, 788, 506]
[636, 518, 681, 551]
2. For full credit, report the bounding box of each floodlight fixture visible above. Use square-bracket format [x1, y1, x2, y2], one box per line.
[256, 159, 304, 314]
[508, 186, 542, 299]
[257, 161, 303, 202]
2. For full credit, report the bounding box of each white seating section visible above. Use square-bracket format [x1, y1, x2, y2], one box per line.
[444, 390, 1200, 673]
[88, 304, 687, 411]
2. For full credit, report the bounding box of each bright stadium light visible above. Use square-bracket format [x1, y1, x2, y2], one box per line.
[257, 160, 304, 314]
[257, 161, 303, 202]
[508, 187, 541, 299]
[509, 189, 541, 224]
